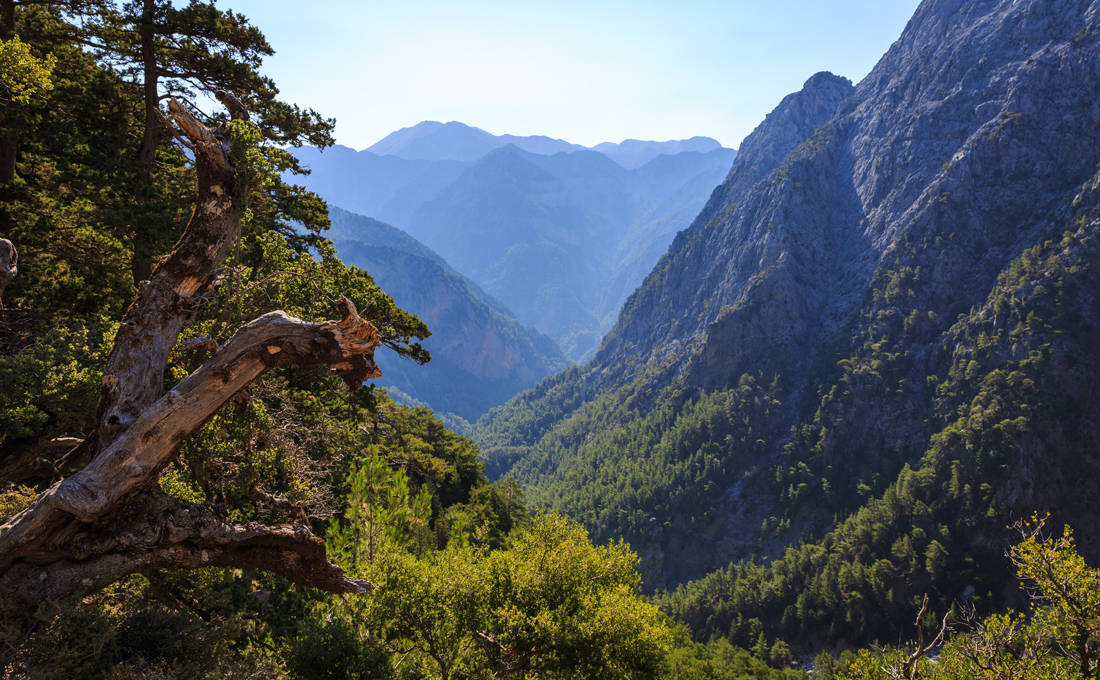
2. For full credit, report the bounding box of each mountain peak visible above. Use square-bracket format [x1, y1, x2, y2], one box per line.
[365, 121, 585, 162]
[802, 70, 852, 90]
[365, 121, 497, 161]
[712, 70, 853, 201]
[593, 136, 726, 169]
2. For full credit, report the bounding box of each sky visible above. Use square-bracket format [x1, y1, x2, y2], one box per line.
[225, 1, 922, 151]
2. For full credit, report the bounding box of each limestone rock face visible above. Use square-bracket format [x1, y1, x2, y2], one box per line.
[476, 0, 1100, 587]
[607, 0, 1100, 391]
[597, 70, 856, 381]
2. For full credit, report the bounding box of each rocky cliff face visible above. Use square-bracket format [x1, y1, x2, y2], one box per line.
[598, 71, 855, 378]
[610, 0, 1100, 390]
[475, 0, 1100, 589]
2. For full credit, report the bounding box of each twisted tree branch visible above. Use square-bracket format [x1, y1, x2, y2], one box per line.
[0, 98, 382, 612]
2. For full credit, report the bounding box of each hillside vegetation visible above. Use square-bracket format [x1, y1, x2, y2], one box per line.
[475, 0, 1100, 652]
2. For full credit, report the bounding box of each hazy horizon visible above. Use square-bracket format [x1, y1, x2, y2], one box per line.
[222, 0, 921, 150]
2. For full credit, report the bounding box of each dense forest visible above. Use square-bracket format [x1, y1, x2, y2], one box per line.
[2, 0, 1099, 678]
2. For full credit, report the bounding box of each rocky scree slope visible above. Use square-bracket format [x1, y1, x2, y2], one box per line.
[474, 0, 1100, 600]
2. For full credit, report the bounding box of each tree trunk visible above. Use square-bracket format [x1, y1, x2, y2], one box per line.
[0, 98, 377, 613]
[131, 0, 160, 284]
[92, 97, 241, 455]
[0, 0, 13, 40]
[0, 0, 19, 184]
[0, 135, 15, 185]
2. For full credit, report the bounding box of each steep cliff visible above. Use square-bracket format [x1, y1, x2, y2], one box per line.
[475, 0, 1100, 612]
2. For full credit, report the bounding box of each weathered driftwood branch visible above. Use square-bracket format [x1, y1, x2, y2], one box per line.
[2, 490, 370, 607]
[0, 237, 16, 309]
[0, 302, 380, 553]
[0, 98, 381, 612]
[91, 99, 241, 455]
[0, 297, 381, 610]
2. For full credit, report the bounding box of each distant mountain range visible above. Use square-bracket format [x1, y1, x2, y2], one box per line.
[404, 144, 736, 358]
[592, 136, 724, 169]
[365, 120, 586, 161]
[327, 207, 566, 429]
[295, 124, 735, 360]
[365, 120, 724, 168]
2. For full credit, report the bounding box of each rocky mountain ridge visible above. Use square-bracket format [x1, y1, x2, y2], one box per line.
[475, 0, 1100, 607]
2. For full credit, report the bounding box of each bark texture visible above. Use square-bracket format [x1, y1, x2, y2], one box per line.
[0, 99, 378, 612]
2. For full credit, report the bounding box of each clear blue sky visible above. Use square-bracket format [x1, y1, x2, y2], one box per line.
[225, 0, 922, 150]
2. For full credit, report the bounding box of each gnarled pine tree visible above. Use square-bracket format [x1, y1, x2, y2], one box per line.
[0, 96, 376, 612]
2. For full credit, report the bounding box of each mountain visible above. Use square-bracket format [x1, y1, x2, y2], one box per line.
[474, 0, 1100, 649]
[403, 146, 631, 357]
[327, 207, 567, 429]
[593, 136, 723, 169]
[366, 120, 586, 162]
[296, 141, 736, 361]
[404, 145, 737, 358]
[290, 145, 469, 229]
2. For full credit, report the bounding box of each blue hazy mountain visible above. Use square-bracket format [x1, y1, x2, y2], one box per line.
[366, 120, 587, 162]
[592, 136, 724, 169]
[404, 145, 736, 358]
[327, 207, 567, 429]
[291, 145, 469, 229]
[296, 131, 735, 360]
